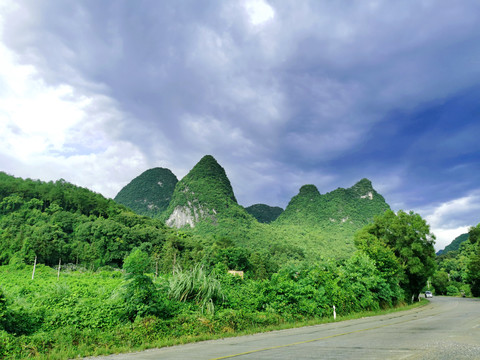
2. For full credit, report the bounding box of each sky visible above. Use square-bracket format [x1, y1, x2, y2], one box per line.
[1, 0, 480, 251]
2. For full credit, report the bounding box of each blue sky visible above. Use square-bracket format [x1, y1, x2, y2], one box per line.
[1, 0, 480, 250]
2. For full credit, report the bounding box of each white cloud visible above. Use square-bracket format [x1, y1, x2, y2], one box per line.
[180, 114, 255, 157]
[244, 0, 275, 26]
[415, 191, 480, 250]
[0, 11, 149, 198]
[433, 226, 471, 252]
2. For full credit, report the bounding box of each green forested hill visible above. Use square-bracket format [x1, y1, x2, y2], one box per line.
[270, 178, 390, 259]
[1, 155, 391, 270]
[162, 155, 247, 228]
[274, 178, 390, 229]
[245, 204, 284, 223]
[437, 232, 469, 255]
[0, 172, 182, 268]
[114, 167, 178, 217]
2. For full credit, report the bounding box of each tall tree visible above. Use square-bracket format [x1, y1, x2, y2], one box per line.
[358, 210, 436, 302]
[467, 224, 480, 297]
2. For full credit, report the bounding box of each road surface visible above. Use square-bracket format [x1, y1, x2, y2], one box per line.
[92, 297, 480, 359]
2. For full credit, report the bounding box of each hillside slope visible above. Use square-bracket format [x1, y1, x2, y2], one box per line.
[0, 172, 175, 268]
[437, 232, 469, 255]
[274, 178, 389, 229]
[271, 178, 390, 258]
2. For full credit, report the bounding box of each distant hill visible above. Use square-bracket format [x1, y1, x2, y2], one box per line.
[245, 204, 284, 223]
[0, 155, 394, 270]
[437, 232, 469, 255]
[274, 178, 390, 229]
[269, 178, 390, 259]
[114, 167, 178, 217]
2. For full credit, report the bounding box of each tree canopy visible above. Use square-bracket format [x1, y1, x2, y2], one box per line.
[355, 210, 436, 302]
[467, 223, 480, 296]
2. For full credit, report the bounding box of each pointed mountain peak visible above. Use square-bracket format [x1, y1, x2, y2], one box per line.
[353, 178, 373, 188]
[350, 178, 375, 199]
[298, 184, 321, 198]
[164, 155, 240, 228]
[189, 155, 223, 175]
[186, 155, 236, 203]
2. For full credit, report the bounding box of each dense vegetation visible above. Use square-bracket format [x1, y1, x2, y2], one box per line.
[355, 210, 436, 302]
[0, 162, 441, 359]
[244, 204, 284, 223]
[434, 223, 480, 297]
[0, 172, 183, 269]
[114, 167, 178, 218]
[269, 178, 391, 259]
[0, 252, 411, 359]
[274, 178, 390, 228]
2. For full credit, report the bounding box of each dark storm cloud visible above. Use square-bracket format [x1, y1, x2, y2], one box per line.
[2, 0, 480, 248]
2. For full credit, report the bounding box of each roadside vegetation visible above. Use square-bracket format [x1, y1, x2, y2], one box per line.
[433, 223, 480, 297]
[0, 255, 427, 360]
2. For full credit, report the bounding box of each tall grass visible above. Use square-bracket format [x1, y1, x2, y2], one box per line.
[168, 264, 224, 313]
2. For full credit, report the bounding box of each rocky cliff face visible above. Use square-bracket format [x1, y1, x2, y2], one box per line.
[166, 203, 210, 228]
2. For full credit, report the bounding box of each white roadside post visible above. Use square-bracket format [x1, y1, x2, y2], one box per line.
[32, 255, 37, 280]
[333, 305, 336, 320]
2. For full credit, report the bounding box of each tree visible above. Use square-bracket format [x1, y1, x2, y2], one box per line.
[469, 224, 480, 244]
[432, 270, 449, 295]
[467, 224, 480, 297]
[358, 210, 436, 302]
[0, 288, 8, 331]
[122, 249, 161, 321]
[354, 227, 404, 305]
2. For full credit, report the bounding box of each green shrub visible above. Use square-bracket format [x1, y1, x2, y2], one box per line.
[446, 284, 459, 296]
[0, 330, 18, 358]
[122, 249, 168, 321]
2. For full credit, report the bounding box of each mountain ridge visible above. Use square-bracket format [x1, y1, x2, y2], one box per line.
[115, 155, 391, 261]
[437, 232, 469, 255]
[274, 177, 389, 229]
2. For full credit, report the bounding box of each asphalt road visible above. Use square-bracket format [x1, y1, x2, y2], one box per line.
[92, 297, 480, 359]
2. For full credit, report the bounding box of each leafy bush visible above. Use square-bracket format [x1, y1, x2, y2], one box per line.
[122, 249, 168, 321]
[446, 284, 459, 296]
[0, 288, 8, 331]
